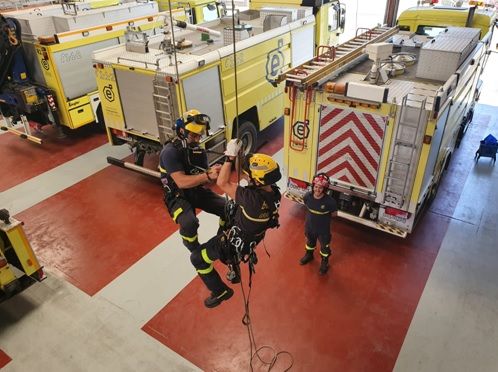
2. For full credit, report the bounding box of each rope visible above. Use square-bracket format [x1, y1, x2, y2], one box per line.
[166, 1, 180, 86]
[230, 0, 240, 145]
[238, 239, 294, 372]
[224, 7, 293, 369]
[229, 0, 243, 183]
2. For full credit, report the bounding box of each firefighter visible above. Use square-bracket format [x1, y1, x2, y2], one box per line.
[190, 139, 282, 308]
[159, 109, 226, 252]
[299, 173, 338, 275]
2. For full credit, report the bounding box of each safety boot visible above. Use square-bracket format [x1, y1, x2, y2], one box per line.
[319, 257, 329, 275]
[204, 287, 234, 308]
[299, 250, 314, 265]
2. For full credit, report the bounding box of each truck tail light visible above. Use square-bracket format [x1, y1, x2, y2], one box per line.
[111, 129, 127, 138]
[288, 177, 308, 191]
[385, 207, 409, 219]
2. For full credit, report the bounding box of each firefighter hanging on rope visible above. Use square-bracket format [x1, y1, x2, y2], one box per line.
[190, 139, 282, 308]
[159, 109, 227, 252]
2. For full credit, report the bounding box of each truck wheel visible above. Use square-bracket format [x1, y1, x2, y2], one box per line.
[236, 121, 257, 155]
[3, 280, 20, 296]
[134, 148, 146, 166]
[94, 104, 106, 133]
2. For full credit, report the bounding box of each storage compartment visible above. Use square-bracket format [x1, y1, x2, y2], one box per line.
[68, 103, 95, 128]
[52, 2, 159, 33]
[416, 27, 480, 81]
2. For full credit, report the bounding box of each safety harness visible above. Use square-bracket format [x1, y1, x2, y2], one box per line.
[224, 185, 281, 282]
[159, 138, 207, 197]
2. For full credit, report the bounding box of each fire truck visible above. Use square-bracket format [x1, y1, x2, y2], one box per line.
[157, 0, 222, 24]
[0, 209, 44, 299]
[92, 4, 343, 174]
[0, 1, 171, 143]
[249, 0, 346, 47]
[279, 6, 496, 237]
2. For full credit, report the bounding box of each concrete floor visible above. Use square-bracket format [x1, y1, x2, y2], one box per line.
[1, 49, 498, 372]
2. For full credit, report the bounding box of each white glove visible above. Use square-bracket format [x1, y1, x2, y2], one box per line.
[224, 139, 242, 157]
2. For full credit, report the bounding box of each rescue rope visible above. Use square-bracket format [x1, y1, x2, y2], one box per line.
[237, 241, 294, 372]
[229, 0, 244, 185]
[225, 4, 293, 369]
[230, 0, 240, 147]
[166, 0, 180, 86]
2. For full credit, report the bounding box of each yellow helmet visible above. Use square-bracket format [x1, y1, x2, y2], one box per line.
[242, 153, 281, 186]
[183, 109, 210, 135]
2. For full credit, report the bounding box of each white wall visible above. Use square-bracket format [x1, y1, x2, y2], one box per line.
[340, 0, 419, 42]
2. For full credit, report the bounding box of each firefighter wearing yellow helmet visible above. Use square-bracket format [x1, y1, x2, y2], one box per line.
[181, 109, 211, 138]
[159, 109, 226, 252]
[190, 139, 282, 308]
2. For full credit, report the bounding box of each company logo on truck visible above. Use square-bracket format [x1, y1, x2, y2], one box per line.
[266, 39, 285, 82]
[103, 84, 115, 102]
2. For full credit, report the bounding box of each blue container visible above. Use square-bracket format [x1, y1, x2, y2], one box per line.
[475, 135, 498, 163]
[483, 134, 498, 146]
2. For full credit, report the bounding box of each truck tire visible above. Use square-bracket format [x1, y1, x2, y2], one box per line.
[236, 121, 257, 155]
[134, 148, 146, 166]
[94, 104, 106, 133]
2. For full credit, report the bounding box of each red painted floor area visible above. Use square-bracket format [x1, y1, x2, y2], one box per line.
[0, 126, 106, 192]
[11, 122, 284, 296]
[143, 201, 449, 371]
[15, 163, 169, 295]
[0, 349, 11, 368]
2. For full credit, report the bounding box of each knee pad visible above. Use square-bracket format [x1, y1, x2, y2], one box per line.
[180, 217, 199, 236]
[190, 249, 203, 268]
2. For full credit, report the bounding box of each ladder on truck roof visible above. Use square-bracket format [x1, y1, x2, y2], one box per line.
[278, 26, 399, 89]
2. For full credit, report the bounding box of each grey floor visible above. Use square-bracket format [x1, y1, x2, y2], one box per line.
[395, 48, 498, 372]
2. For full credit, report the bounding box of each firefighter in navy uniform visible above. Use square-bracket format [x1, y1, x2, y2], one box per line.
[299, 173, 338, 275]
[190, 139, 282, 308]
[159, 109, 226, 252]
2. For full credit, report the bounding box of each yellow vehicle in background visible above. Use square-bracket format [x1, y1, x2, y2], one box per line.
[93, 6, 321, 171]
[0, 209, 44, 299]
[250, 0, 345, 47]
[0, 1, 172, 143]
[397, 4, 496, 38]
[279, 6, 495, 237]
[157, 0, 221, 24]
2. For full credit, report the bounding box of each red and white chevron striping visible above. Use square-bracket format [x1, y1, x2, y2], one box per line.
[317, 106, 387, 190]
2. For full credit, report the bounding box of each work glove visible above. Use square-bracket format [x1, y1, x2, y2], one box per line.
[224, 139, 242, 157]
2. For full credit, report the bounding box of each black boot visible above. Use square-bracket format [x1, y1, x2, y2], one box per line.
[299, 250, 314, 265]
[204, 287, 234, 308]
[319, 257, 329, 275]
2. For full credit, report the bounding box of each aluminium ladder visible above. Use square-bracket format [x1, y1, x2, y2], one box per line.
[383, 93, 427, 208]
[279, 26, 399, 89]
[152, 72, 180, 145]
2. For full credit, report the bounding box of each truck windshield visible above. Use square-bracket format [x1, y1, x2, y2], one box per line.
[416, 25, 447, 38]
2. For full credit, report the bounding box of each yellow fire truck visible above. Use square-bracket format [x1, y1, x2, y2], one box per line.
[280, 6, 496, 237]
[93, 4, 341, 172]
[0, 209, 44, 299]
[0, 1, 173, 143]
[397, 3, 496, 39]
[157, 0, 221, 24]
[250, 0, 346, 47]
